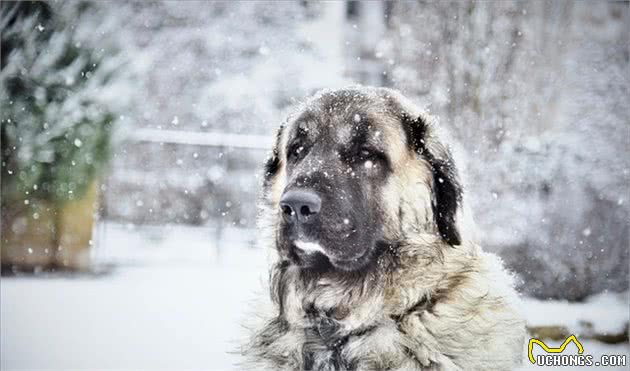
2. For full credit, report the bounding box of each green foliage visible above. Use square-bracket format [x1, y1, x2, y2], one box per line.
[1, 2, 116, 204]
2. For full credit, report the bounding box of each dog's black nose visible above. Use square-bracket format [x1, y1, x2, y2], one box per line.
[280, 190, 321, 223]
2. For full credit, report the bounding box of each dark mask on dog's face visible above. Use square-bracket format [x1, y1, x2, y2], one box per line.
[277, 107, 394, 272]
[262, 88, 463, 273]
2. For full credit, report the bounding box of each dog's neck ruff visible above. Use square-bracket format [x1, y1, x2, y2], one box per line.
[244, 236, 525, 371]
[275, 241, 408, 331]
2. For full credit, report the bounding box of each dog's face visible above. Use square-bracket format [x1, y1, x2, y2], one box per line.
[262, 87, 462, 272]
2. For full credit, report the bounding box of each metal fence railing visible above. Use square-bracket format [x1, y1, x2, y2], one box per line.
[96, 130, 275, 261]
[126, 128, 273, 150]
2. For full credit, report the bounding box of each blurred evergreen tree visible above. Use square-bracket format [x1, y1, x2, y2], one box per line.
[1, 1, 116, 205]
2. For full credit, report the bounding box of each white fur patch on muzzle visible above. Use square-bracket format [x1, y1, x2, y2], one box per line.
[294, 240, 325, 254]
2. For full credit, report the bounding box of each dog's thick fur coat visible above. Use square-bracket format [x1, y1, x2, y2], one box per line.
[242, 87, 525, 371]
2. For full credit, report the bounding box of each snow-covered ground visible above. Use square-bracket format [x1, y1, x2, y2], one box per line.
[1, 223, 628, 370]
[1, 223, 268, 370]
[522, 292, 629, 337]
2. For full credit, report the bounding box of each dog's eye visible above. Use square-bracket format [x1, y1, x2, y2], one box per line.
[341, 146, 388, 170]
[358, 146, 380, 161]
[354, 146, 390, 171]
[287, 143, 306, 162]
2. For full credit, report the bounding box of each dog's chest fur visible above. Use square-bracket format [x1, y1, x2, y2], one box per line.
[250, 265, 394, 371]
[244, 242, 526, 371]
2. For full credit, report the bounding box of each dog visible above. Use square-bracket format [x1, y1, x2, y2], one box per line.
[242, 87, 525, 370]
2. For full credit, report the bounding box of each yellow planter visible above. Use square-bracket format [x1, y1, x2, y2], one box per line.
[1, 200, 56, 270]
[55, 181, 98, 270]
[1, 181, 98, 272]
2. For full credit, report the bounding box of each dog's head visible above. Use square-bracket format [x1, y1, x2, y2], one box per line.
[261, 87, 462, 272]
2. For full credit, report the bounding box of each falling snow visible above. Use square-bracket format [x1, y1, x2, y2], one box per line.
[1, 1, 627, 369]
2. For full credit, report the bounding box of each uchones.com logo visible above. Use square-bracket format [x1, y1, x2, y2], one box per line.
[528, 335, 627, 367]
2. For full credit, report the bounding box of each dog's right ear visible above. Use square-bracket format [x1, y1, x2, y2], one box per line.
[263, 124, 284, 188]
[401, 113, 463, 246]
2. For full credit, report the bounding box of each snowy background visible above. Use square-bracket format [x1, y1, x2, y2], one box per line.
[1, 1, 628, 370]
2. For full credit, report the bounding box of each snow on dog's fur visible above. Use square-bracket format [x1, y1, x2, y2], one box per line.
[242, 87, 525, 370]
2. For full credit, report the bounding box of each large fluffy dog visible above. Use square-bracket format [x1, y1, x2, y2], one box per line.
[243, 87, 525, 370]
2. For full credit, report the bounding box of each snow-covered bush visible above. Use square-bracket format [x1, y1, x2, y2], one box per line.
[1, 2, 122, 204]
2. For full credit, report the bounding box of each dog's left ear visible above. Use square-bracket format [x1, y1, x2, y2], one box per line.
[402, 113, 463, 246]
